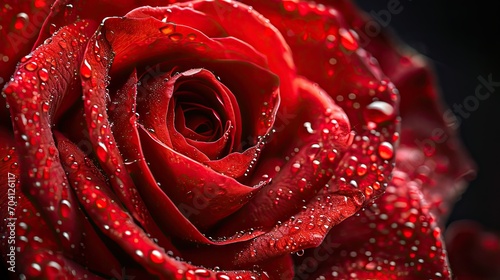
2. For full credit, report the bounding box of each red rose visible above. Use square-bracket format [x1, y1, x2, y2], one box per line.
[0, 0, 474, 279]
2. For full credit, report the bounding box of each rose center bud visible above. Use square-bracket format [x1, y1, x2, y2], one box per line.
[136, 68, 242, 161]
[179, 105, 220, 138]
[134, 60, 280, 180]
[168, 69, 240, 159]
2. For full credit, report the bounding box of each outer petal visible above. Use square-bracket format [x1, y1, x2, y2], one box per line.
[3, 19, 97, 256]
[294, 175, 452, 279]
[0, 0, 55, 122]
[0, 128, 111, 279]
[109, 70, 271, 247]
[323, 0, 476, 220]
[238, 0, 400, 202]
[445, 220, 500, 280]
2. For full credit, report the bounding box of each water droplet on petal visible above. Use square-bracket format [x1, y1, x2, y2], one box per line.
[364, 101, 395, 124]
[14, 13, 29, 30]
[291, 161, 301, 173]
[339, 28, 358, 51]
[81, 59, 92, 79]
[216, 273, 231, 280]
[194, 269, 211, 277]
[160, 24, 175, 35]
[149, 249, 164, 264]
[378, 142, 394, 160]
[24, 61, 38, 72]
[353, 192, 365, 206]
[27, 263, 42, 277]
[169, 33, 183, 42]
[365, 262, 376, 271]
[59, 200, 71, 219]
[58, 39, 67, 49]
[96, 142, 109, 162]
[356, 164, 367, 176]
[38, 68, 49, 82]
[95, 197, 107, 209]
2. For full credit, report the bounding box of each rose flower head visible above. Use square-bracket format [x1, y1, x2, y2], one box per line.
[0, 0, 474, 279]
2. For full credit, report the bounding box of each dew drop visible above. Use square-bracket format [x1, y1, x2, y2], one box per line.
[364, 101, 394, 124]
[216, 273, 231, 280]
[96, 142, 109, 162]
[339, 28, 358, 51]
[58, 40, 67, 49]
[291, 161, 301, 173]
[365, 262, 376, 271]
[185, 270, 196, 280]
[14, 13, 29, 30]
[353, 192, 365, 206]
[24, 61, 38, 72]
[38, 68, 49, 82]
[59, 200, 71, 219]
[81, 59, 92, 79]
[169, 33, 183, 42]
[95, 197, 107, 209]
[303, 122, 314, 134]
[356, 164, 367, 176]
[327, 150, 337, 162]
[378, 142, 394, 160]
[194, 269, 211, 277]
[27, 262, 42, 277]
[159, 24, 175, 35]
[149, 249, 164, 264]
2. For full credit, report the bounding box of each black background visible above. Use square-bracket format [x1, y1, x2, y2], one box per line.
[355, 0, 500, 232]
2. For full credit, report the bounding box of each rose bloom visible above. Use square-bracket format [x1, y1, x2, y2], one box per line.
[0, 0, 480, 279]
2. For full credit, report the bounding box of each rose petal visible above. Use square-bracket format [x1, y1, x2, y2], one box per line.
[3, 20, 97, 255]
[0, 0, 55, 89]
[139, 126, 261, 229]
[57, 129, 265, 280]
[294, 172, 451, 279]
[109, 69, 265, 244]
[138, 68, 240, 161]
[184, 0, 298, 104]
[180, 189, 361, 270]
[241, 0, 400, 201]
[0, 129, 117, 279]
[214, 76, 351, 236]
[445, 220, 500, 280]
[322, 0, 476, 220]
[56, 133, 188, 279]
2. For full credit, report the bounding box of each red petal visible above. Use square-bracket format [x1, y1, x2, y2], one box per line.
[3, 20, 97, 254]
[239, 0, 399, 201]
[296, 172, 451, 279]
[445, 220, 500, 280]
[215, 76, 351, 236]
[139, 126, 260, 229]
[56, 133, 187, 279]
[0, 129, 112, 279]
[109, 70, 263, 244]
[0, 0, 55, 89]
[57, 130, 266, 280]
[139, 68, 240, 161]
[324, 0, 476, 220]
